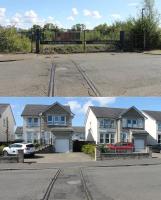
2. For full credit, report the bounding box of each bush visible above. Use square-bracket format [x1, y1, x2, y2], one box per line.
[81, 144, 96, 157]
[0, 27, 31, 53]
[0, 145, 6, 155]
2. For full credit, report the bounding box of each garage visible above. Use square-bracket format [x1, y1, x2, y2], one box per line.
[134, 139, 145, 152]
[55, 139, 70, 153]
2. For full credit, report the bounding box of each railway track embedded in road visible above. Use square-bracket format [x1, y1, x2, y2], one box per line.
[41, 168, 93, 200]
[48, 63, 56, 97]
[71, 60, 102, 97]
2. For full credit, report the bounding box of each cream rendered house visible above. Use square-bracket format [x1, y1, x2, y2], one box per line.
[0, 104, 16, 142]
[85, 106, 161, 152]
[21, 102, 74, 153]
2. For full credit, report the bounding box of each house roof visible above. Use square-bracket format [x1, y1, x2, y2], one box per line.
[90, 106, 161, 121]
[21, 103, 72, 116]
[89, 106, 126, 119]
[15, 127, 23, 135]
[143, 110, 161, 121]
[0, 104, 9, 115]
[73, 126, 85, 133]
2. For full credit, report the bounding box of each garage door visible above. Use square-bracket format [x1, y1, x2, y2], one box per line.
[55, 139, 69, 153]
[134, 139, 145, 152]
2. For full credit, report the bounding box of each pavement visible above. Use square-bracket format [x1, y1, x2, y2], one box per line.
[1, 52, 161, 96]
[0, 153, 161, 200]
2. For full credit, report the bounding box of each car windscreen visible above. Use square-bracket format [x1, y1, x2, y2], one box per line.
[26, 144, 34, 148]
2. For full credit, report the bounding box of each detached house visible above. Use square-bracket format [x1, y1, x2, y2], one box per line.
[21, 102, 74, 153]
[85, 106, 161, 152]
[0, 104, 15, 142]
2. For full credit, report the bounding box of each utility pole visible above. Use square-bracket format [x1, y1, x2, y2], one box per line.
[142, 8, 146, 51]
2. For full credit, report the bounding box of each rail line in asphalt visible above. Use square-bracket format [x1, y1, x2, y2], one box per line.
[42, 168, 93, 200]
[48, 63, 56, 97]
[42, 169, 61, 200]
[71, 60, 102, 97]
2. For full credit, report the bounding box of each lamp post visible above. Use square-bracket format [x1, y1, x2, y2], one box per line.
[142, 8, 146, 50]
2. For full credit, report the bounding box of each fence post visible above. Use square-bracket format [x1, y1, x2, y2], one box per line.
[83, 30, 86, 53]
[35, 29, 40, 54]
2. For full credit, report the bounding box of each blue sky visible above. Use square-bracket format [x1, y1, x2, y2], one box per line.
[0, 0, 161, 29]
[0, 97, 161, 128]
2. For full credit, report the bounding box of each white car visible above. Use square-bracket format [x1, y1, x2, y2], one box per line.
[3, 143, 35, 157]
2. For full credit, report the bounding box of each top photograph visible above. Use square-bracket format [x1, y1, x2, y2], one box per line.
[0, 0, 161, 97]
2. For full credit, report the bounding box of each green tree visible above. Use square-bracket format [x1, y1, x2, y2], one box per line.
[71, 24, 86, 31]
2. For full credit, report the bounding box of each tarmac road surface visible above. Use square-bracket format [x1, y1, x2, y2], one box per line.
[0, 53, 161, 96]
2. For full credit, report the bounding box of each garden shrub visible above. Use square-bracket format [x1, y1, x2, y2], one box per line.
[81, 144, 96, 157]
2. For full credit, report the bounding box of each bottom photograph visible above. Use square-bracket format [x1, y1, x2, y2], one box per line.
[0, 97, 161, 200]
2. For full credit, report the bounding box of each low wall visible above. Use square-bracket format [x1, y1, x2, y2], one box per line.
[0, 150, 24, 163]
[0, 156, 18, 163]
[95, 147, 152, 161]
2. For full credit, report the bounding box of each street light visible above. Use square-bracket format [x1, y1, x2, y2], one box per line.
[142, 8, 146, 50]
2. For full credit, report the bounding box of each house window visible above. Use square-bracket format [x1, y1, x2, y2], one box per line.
[100, 133, 104, 143]
[158, 122, 161, 131]
[158, 135, 161, 144]
[27, 118, 33, 126]
[100, 133, 115, 144]
[105, 134, 110, 143]
[110, 133, 115, 143]
[121, 132, 129, 142]
[127, 120, 132, 128]
[47, 115, 66, 125]
[47, 115, 53, 125]
[99, 119, 115, 129]
[33, 118, 39, 126]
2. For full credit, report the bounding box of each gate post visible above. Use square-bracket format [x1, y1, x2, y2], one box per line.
[35, 28, 40, 54]
[120, 31, 125, 51]
[83, 30, 86, 53]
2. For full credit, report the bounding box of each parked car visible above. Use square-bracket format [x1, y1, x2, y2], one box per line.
[3, 143, 35, 157]
[148, 144, 161, 153]
[107, 142, 134, 152]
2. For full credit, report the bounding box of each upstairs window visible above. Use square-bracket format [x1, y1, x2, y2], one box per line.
[99, 119, 115, 129]
[158, 122, 161, 131]
[123, 118, 144, 129]
[27, 117, 39, 127]
[47, 115, 66, 125]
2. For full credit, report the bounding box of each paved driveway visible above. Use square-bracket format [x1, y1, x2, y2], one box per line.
[25, 153, 93, 164]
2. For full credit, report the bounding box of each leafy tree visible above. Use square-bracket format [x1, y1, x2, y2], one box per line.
[71, 24, 86, 31]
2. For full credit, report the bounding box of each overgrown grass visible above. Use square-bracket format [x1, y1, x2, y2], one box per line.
[41, 44, 117, 54]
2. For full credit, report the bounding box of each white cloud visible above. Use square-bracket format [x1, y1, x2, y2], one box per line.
[67, 101, 82, 112]
[111, 14, 121, 20]
[0, 8, 6, 18]
[24, 10, 39, 24]
[67, 16, 75, 21]
[72, 8, 78, 16]
[67, 97, 116, 114]
[83, 9, 102, 19]
[90, 97, 116, 106]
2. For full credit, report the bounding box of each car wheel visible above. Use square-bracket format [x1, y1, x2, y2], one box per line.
[3, 151, 8, 156]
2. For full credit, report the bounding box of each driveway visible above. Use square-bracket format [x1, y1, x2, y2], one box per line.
[25, 153, 93, 164]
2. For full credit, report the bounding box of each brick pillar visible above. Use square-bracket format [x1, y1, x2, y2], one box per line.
[95, 146, 101, 161]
